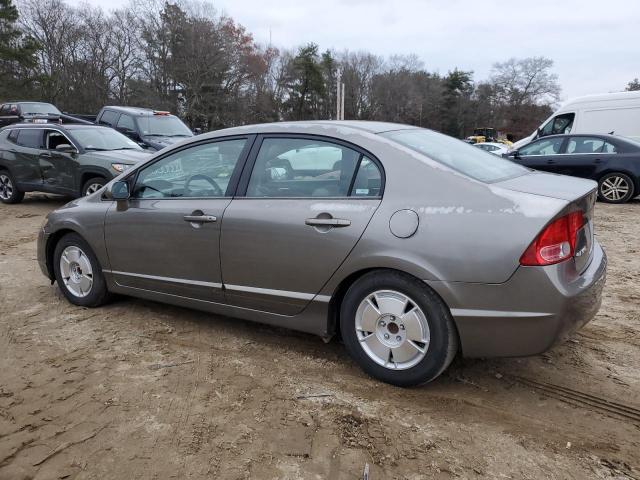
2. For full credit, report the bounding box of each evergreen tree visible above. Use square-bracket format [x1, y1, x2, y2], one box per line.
[0, 0, 38, 98]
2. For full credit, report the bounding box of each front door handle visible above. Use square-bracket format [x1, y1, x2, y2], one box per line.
[305, 218, 351, 227]
[183, 214, 217, 223]
[39, 152, 52, 158]
[546, 159, 555, 164]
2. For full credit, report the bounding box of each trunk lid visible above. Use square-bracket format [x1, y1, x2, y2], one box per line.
[495, 170, 597, 201]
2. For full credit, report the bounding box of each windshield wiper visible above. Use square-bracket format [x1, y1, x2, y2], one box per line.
[84, 147, 109, 151]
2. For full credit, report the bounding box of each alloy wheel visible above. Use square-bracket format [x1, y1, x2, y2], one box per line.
[0, 174, 13, 200]
[59, 246, 93, 298]
[85, 183, 104, 195]
[355, 290, 430, 370]
[600, 175, 630, 202]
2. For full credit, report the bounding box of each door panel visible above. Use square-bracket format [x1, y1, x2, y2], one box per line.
[12, 129, 44, 186]
[104, 137, 250, 302]
[516, 136, 566, 173]
[552, 137, 609, 179]
[105, 198, 230, 301]
[40, 131, 79, 193]
[220, 198, 380, 315]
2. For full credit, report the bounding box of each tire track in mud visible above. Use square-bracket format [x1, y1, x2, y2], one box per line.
[509, 375, 640, 425]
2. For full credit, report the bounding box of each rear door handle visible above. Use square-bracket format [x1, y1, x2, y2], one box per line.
[183, 215, 217, 223]
[305, 218, 351, 227]
[546, 159, 555, 164]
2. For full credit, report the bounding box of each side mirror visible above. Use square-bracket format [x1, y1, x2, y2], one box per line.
[111, 181, 130, 200]
[55, 144, 76, 153]
[193, 127, 202, 135]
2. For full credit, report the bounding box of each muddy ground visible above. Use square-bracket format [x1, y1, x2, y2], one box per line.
[0, 194, 639, 480]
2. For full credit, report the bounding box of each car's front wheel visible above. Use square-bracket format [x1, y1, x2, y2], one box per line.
[340, 270, 458, 387]
[0, 170, 25, 204]
[598, 172, 635, 203]
[82, 177, 106, 197]
[53, 233, 111, 307]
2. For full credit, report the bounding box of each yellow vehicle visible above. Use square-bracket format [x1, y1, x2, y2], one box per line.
[465, 128, 513, 147]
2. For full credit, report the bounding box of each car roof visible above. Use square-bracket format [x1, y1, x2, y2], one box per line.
[476, 142, 506, 147]
[208, 120, 418, 138]
[101, 106, 175, 116]
[0, 123, 112, 132]
[1, 101, 56, 105]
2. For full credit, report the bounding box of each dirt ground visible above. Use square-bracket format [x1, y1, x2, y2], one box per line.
[0, 194, 638, 480]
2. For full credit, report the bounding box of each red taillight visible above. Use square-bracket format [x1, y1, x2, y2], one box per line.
[520, 211, 584, 266]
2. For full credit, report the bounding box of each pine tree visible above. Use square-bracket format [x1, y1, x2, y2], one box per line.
[0, 0, 38, 98]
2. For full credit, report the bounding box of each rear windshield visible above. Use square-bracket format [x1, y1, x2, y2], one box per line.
[381, 129, 528, 183]
[136, 116, 192, 137]
[20, 103, 61, 115]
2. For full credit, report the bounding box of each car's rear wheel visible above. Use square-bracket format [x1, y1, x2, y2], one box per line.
[53, 233, 111, 307]
[340, 270, 458, 387]
[82, 177, 106, 197]
[598, 172, 635, 203]
[0, 170, 25, 204]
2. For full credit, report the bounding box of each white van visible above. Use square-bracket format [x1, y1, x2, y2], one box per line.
[512, 91, 640, 150]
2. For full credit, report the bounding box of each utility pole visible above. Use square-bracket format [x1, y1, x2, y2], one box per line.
[336, 71, 345, 120]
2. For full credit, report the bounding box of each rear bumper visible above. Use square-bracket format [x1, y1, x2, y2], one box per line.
[428, 241, 607, 358]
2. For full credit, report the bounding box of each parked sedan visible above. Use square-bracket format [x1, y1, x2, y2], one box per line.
[505, 133, 640, 203]
[37, 121, 606, 386]
[0, 124, 152, 203]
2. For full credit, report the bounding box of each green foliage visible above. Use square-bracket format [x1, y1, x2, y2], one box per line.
[0, 0, 38, 98]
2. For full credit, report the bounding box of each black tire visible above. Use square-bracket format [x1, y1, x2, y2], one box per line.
[598, 172, 635, 204]
[0, 170, 25, 204]
[81, 177, 106, 197]
[340, 270, 458, 387]
[53, 233, 111, 307]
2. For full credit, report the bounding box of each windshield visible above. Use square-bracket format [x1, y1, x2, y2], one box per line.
[136, 116, 192, 137]
[381, 129, 528, 183]
[21, 103, 61, 115]
[71, 128, 143, 151]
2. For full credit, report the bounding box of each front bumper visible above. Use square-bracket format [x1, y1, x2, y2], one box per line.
[37, 223, 52, 280]
[428, 241, 607, 358]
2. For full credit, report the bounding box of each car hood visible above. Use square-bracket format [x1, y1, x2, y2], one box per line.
[87, 149, 152, 164]
[493, 170, 597, 201]
[142, 135, 191, 149]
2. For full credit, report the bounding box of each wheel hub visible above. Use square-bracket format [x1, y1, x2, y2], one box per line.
[376, 315, 406, 347]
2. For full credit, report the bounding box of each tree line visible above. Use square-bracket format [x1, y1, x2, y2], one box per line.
[0, 0, 611, 140]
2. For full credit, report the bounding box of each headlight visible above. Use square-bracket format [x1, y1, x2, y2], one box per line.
[111, 163, 131, 173]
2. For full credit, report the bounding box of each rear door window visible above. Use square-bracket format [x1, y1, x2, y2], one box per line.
[0, 104, 10, 115]
[519, 137, 565, 156]
[16, 129, 43, 149]
[566, 137, 605, 154]
[246, 138, 364, 198]
[98, 110, 118, 126]
[7, 129, 18, 143]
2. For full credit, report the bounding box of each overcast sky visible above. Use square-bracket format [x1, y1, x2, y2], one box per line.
[66, 0, 639, 102]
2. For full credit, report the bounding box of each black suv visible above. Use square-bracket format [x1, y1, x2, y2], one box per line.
[95, 106, 194, 151]
[0, 101, 63, 127]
